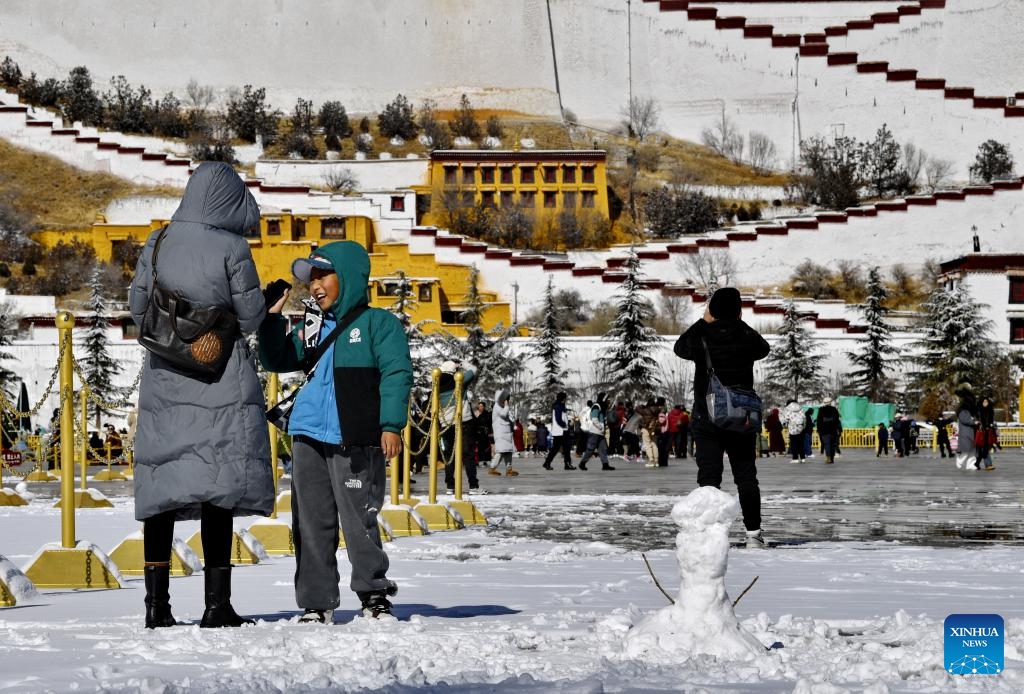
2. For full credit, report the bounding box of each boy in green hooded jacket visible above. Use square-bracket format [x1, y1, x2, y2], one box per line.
[259, 241, 412, 621]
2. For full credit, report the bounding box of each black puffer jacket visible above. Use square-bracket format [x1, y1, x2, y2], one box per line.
[674, 318, 770, 433]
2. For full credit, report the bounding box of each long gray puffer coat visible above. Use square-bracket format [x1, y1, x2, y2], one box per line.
[129, 161, 274, 521]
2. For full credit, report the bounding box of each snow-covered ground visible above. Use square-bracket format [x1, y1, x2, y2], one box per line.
[2, 453, 1022, 692]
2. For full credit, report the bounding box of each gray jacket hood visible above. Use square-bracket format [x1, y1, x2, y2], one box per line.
[171, 161, 260, 235]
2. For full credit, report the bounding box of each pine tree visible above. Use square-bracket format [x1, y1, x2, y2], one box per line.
[846, 267, 897, 401]
[860, 123, 911, 198]
[911, 282, 996, 398]
[0, 300, 20, 445]
[78, 266, 124, 428]
[601, 249, 663, 401]
[528, 276, 568, 397]
[430, 265, 520, 401]
[763, 301, 827, 402]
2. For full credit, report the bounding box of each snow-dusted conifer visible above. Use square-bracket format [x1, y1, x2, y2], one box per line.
[601, 249, 662, 401]
[528, 276, 568, 397]
[430, 265, 520, 402]
[79, 266, 123, 428]
[847, 267, 896, 401]
[763, 301, 827, 401]
[0, 300, 20, 442]
[912, 282, 995, 396]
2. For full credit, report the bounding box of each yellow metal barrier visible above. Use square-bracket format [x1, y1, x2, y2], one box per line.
[23, 312, 122, 590]
[249, 372, 295, 555]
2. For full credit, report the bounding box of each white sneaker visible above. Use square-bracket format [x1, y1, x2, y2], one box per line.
[789, 460, 801, 464]
[745, 530, 767, 549]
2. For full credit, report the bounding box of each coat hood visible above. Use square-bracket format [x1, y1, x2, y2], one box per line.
[312, 240, 371, 317]
[784, 402, 803, 415]
[171, 161, 261, 235]
[495, 389, 510, 406]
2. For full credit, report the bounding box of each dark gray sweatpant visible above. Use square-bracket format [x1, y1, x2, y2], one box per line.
[291, 436, 390, 609]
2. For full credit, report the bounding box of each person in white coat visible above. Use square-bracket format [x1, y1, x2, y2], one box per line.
[489, 389, 518, 477]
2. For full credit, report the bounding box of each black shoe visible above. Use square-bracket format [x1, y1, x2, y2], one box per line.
[360, 593, 394, 619]
[578, 462, 587, 471]
[542, 463, 553, 470]
[564, 463, 576, 470]
[602, 465, 616, 471]
[144, 564, 177, 629]
[298, 608, 334, 624]
[199, 566, 254, 628]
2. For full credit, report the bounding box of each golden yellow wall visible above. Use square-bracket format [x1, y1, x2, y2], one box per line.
[32, 215, 513, 337]
[416, 151, 611, 241]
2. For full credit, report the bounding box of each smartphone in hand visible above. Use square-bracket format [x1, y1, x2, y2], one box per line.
[264, 278, 292, 309]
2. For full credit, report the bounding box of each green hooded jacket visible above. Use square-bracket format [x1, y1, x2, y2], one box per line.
[258, 241, 413, 445]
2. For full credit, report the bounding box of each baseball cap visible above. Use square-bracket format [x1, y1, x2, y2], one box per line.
[291, 253, 335, 283]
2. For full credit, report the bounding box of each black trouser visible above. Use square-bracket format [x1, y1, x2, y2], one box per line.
[877, 440, 889, 455]
[442, 425, 479, 489]
[657, 431, 671, 467]
[622, 432, 639, 457]
[937, 438, 952, 457]
[608, 427, 622, 455]
[543, 434, 572, 466]
[143, 502, 233, 567]
[694, 429, 761, 531]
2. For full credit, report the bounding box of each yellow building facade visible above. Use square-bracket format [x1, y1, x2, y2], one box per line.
[415, 149, 611, 242]
[32, 214, 513, 337]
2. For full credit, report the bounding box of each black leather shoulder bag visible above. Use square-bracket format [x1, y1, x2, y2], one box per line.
[137, 227, 240, 377]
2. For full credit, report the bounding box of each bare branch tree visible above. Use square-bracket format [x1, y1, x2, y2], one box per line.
[622, 96, 659, 142]
[323, 167, 358, 194]
[902, 142, 927, 190]
[923, 157, 954, 192]
[701, 108, 744, 163]
[185, 80, 215, 114]
[677, 250, 737, 293]
[747, 131, 777, 174]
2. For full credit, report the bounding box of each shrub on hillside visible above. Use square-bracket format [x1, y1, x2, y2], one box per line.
[226, 85, 279, 145]
[643, 187, 721, 237]
[59, 66, 103, 126]
[149, 92, 188, 138]
[378, 94, 418, 140]
[18, 72, 62, 109]
[102, 75, 153, 134]
[418, 100, 452, 150]
[969, 140, 1015, 183]
[449, 94, 481, 141]
[319, 101, 352, 151]
[485, 115, 504, 140]
[797, 135, 861, 210]
[0, 56, 21, 90]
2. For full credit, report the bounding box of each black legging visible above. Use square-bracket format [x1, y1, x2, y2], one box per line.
[543, 434, 572, 466]
[143, 502, 233, 567]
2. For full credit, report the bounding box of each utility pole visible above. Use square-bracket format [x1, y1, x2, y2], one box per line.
[627, 0, 633, 111]
[511, 281, 519, 325]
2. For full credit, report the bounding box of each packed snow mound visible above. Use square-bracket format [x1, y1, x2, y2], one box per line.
[624, 487, 766, 661]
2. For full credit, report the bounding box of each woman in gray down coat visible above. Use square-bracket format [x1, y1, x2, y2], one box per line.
[489, 389, 518, 477]
[129, 161, 274, 629]
[954, 388, 979, 471]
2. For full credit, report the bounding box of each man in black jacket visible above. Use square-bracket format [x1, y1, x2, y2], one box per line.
[815, 399, 841, 464]
[674, 287, 771, 548]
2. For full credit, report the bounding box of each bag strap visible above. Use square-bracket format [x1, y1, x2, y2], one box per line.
[700, 337, 715, 376]
[150, 226, 169, 283]
[271, 305, 370, 415]
[299, 304, 369, 377]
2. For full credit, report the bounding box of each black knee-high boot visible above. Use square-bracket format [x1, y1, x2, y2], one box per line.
[144, 563, 177, 628]
[199, 566, 254, 628]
